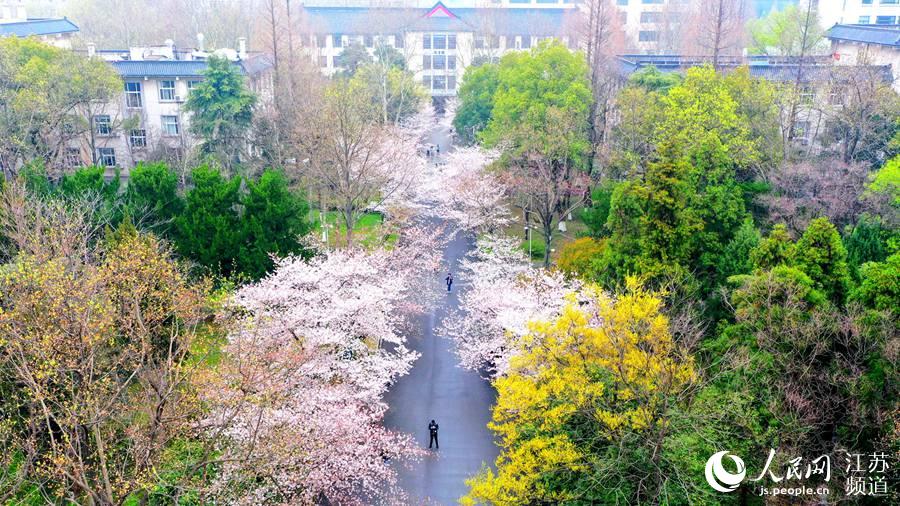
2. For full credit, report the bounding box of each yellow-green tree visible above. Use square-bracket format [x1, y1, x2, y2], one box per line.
[464, 280, 695, 505]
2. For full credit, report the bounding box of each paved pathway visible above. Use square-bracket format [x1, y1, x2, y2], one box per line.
[382, 124, 499, 504]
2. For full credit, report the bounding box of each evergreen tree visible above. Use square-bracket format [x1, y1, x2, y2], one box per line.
[122, 163, 183, 235]
[175, 166, 241, 277]
[794, 217, 851, 303]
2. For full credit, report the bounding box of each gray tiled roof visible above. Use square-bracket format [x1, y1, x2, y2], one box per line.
[0, 17, 79, 37]
[302, 3, 570, 35]
[111, 60, 250, 78]
[826, 24, 900, 47]
[616, 55, 893, 84]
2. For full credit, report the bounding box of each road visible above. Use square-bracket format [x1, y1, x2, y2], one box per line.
[382, 124, 499, 504]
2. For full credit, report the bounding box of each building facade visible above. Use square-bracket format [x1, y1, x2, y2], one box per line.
[827, 23, 900, 89]
[820, 0, 900, 27]
[66, 42, 273, 174]
[301, 2, 575, 96]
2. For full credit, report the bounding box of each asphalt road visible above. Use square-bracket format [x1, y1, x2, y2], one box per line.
[382, 124, 499, 505]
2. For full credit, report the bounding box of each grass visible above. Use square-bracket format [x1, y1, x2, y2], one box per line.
[502, 207, 591, 264]
[312, 211, 397, 249]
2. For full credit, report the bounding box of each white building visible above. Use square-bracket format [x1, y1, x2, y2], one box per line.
[66, 40, 273, 174]
[819, 0, 900, 27]
[301, 1, 577, 96]
[0, 0, 78, 48]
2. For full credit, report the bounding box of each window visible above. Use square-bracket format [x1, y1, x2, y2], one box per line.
[422, 75, 431, 89]
[620, 12, 627, 24]
[433, 54, 445, 70]
[332, 34, 343, 47]
[880, 0, 898, 4]
[159, 80, 176, 101]
[433, 34, 446, 50]
[876, 16, 896, 24]
[316, 34, 327, 47]
[448, 76, 457, 90]
[129, 129, 147, 148]
[125, 82, 142, 108]
[94, 115, 111, 135]
[617, 0, 628, 4]
[799, 86, 814, 104]
[859, 16, 871, 24]
[364, 35, 374, 48]
[862, 0, 873, 4]
[433, 75, 446, 90]
[161, 115, 180, 136]
[64, 147, 81, 168]
[641, 11, 661, 23]
[423, 34, 431, 49]
[793, 121, 810, 144]
[641, 0, 663, 3]
[394, 34, 404, 48]
[829, 87, 845, 106]
[448, 55, 456, 70]
[98, 148, 116, 167]
[422, 54, 431, 69]
[520, 35, 531, 49]
[474, 35, 485, 49]
[319, 55, 328, 67]
[448, 34, 457, 49]
[187, 80, 201, 92]
[639, 30, 659, 42]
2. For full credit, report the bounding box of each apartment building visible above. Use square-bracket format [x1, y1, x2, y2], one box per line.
[0, 0, 78, 48]
[68, 41, 273, 174]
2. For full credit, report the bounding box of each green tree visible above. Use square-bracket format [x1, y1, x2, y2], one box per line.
[123, 162, 184, 235]
[581, 180, 617, 238]
[627, 65, 683, 94]
[335, 42, 373, 76]
[750, 223, 795, 270]
[353, 63, 426, 125]
[175, 165, 242, 276]
[237, 169, 311, 279]
[58, 165, 120, 203]
[794, 217, 851, 303]
[453, 63, 499, 144]
[0, 37, 121, 176]
[184, 56, 256, 172]
[747, 4, 826, 56]
[716, 218, 761, 280]
[851, 252, 900, 311]
[482, 41, 592, 266]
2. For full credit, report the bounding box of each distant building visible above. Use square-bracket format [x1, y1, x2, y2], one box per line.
[827, 23, 900, 89]
[301, 1, 576, 96]
[616, 53, 894, 149]
[64, 39, 274, 173]
[819, 0, 900, 27]
[0, 0, 78, 48]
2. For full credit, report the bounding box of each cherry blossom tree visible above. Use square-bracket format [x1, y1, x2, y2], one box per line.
[441, 234, 578, 378]
[199, 226, 444, 504]
[412, 146, 510, 234]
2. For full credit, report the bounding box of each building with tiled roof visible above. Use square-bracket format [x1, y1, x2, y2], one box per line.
[0, 1, 78, 48]
[301, 2, 576, 96]
[826, 23, 900, 91]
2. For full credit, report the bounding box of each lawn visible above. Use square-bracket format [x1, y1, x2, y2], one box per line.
[503, 207, 590, 264]
[312, 211, 397, 248]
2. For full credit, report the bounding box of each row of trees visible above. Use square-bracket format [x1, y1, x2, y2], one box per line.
[450, 22, 898, 504]
[22, 161, 311, 280]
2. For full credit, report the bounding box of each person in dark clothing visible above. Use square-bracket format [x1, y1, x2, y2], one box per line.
[428, 420, 439, 449]
[445, 272, 453, 292]
[436, 144, 441, 154]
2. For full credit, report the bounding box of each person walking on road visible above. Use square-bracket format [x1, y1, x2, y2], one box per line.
[445, 272, 453, 292]
[428, 420, 439, 449]
[436, 144, 441, 154]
